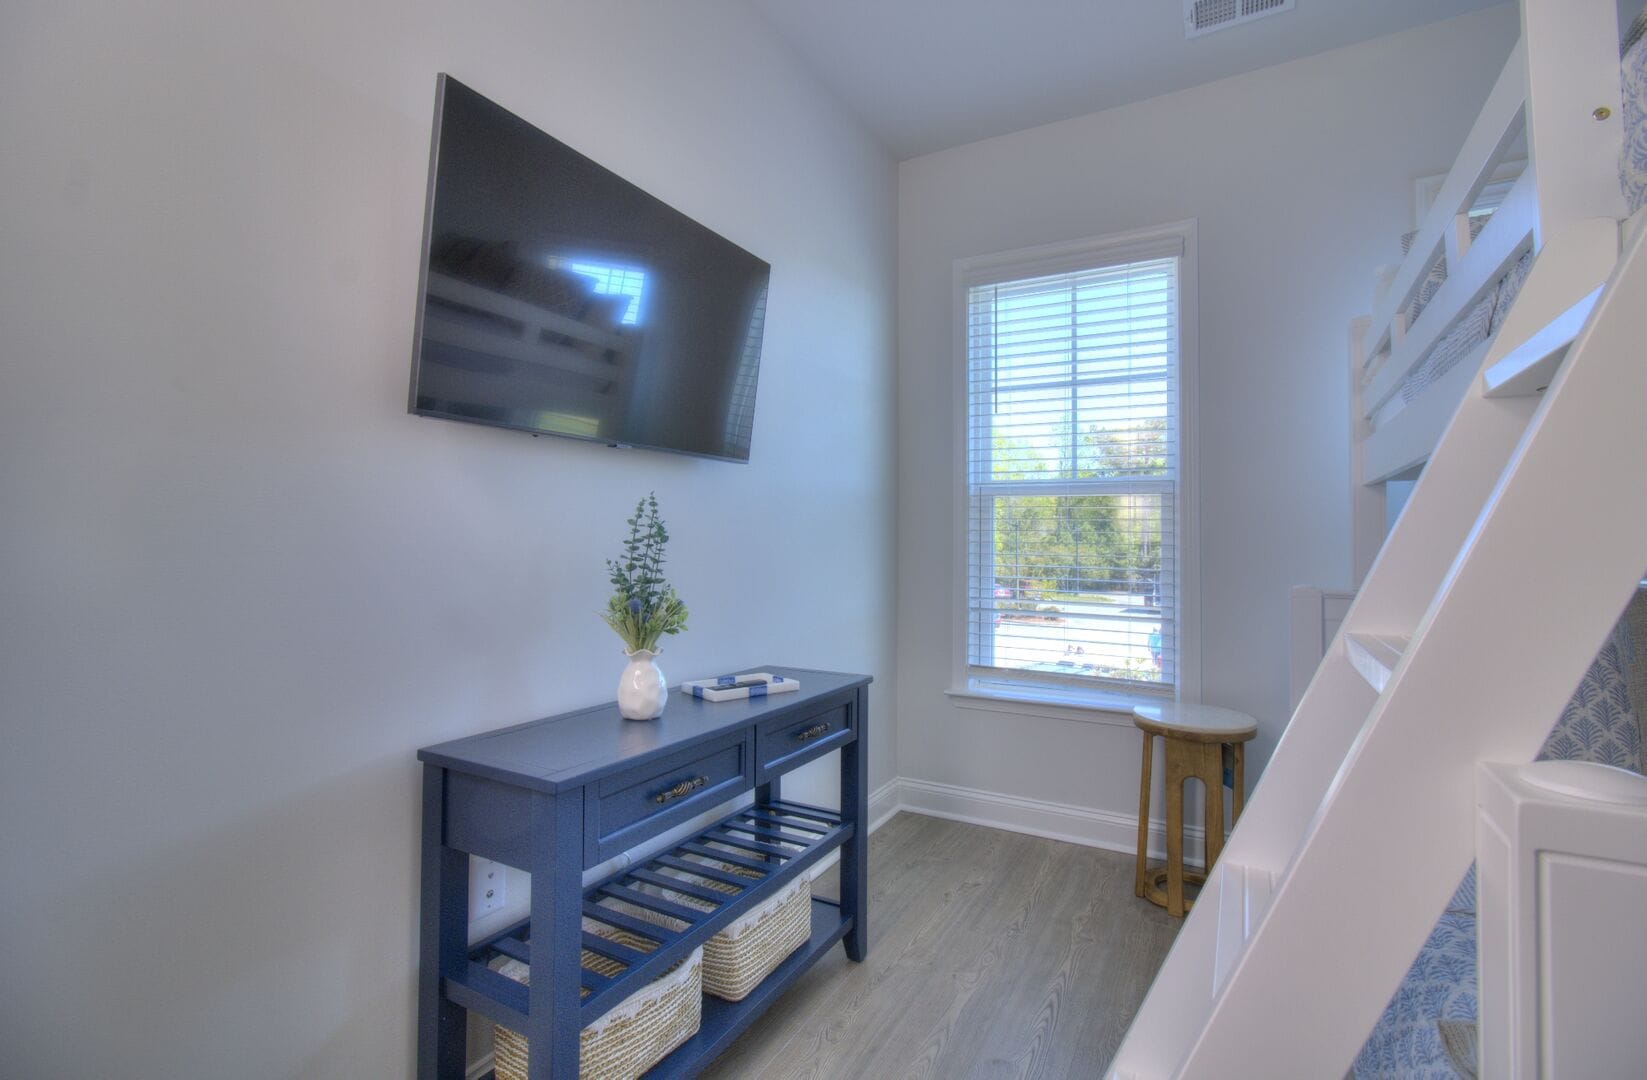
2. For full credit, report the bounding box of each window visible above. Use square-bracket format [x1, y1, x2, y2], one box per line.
[958, 224, 1195, 704]
[544, 256, 648, 325]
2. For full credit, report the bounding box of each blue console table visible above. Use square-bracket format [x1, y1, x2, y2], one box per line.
[416, 666, 871, 1079]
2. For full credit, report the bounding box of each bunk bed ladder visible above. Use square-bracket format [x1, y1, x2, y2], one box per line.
[1108, 203, 1647, 1080]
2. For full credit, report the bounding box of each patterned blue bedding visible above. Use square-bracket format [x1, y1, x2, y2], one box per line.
[1354, 911, 1480, 1079]
[1623, 12, 1647, 214]
[1353, 617, 1641, 1078]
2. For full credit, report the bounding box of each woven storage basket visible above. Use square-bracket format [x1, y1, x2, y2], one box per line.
[492, 923, 702, 1080]
[621, 858, 812, 1002]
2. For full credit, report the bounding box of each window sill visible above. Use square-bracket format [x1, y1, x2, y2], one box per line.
[945, 680, 1168, 728]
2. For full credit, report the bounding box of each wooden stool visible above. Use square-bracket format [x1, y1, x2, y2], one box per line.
[1132, 702, 1257, 917]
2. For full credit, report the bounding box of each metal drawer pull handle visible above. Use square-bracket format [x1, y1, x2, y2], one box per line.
[654, 776, 708, 804]
[795, 722, 831, 742]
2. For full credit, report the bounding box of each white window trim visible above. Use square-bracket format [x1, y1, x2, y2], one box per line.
[944, 684, 1146, 728]
[948, 220, 1201, 712]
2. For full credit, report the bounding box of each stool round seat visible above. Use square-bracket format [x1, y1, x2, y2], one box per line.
[1132, 702, 1258, 917]
[1132, 702, 1257, 741]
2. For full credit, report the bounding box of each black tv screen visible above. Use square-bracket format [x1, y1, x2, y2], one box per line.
[410, 75, 770, 462]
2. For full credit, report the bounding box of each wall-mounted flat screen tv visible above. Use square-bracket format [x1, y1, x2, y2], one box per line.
[409, 75, 770, 462]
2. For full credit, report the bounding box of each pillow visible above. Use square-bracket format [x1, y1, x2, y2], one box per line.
[1436, 1019, 1479, 1080]
[1626, 9, 1647, 56]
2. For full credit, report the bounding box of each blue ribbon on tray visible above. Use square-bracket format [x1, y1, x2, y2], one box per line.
[688, 674, 789, 700]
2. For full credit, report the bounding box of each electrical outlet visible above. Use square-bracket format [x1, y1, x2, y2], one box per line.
[469, 858, 507, 916]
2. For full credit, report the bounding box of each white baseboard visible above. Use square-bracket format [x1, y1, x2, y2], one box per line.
[867, 776, 902, 833]
[890, 776, 1207, 865]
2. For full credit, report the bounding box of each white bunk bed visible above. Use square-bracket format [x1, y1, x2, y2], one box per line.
[1347, 4, 1646, 584]
[1340, 14, 1647, 1070]
[1114, 1, 1647, 1076]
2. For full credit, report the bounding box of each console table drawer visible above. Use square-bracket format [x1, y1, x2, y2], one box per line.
[756, 696, 853, 780]
[586, 730, 752, 865]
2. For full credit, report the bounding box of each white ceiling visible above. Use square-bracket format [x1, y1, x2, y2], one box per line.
[751, 0, 1507, 159]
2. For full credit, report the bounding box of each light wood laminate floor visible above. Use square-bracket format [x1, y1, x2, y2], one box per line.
[701, 812, 1180, 1079]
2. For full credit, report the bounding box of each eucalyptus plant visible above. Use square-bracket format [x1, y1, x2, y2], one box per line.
[602, 493, 689, 652]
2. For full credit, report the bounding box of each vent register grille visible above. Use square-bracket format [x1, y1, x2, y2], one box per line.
[1185, 0, 1293, 38]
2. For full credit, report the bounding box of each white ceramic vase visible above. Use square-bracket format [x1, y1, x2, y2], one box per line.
[617, 648, 668, 720]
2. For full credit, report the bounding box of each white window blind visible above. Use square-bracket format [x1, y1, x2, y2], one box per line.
[965, 251, 1181, 694]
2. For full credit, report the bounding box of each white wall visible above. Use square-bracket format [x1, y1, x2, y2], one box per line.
[894, 7, 1519, 840]
[0, 1, 896, 1076]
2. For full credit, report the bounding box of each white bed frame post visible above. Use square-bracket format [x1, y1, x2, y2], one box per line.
[1477, 760, 1647, 1078]
[1522, 0, 1627, 235]
[1287, 585, 1354, 711]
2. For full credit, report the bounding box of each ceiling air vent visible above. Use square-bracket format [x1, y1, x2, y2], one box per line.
[1185, 0, 1294, 39]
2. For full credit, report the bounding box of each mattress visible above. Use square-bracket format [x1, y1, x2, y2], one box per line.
[1372, 246, 1529, 431]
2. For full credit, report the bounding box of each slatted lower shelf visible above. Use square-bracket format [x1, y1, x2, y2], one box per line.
[478, 899, 849, 1080]
[641, 897, 848, 1078]
[454, 799, 852, 1046]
